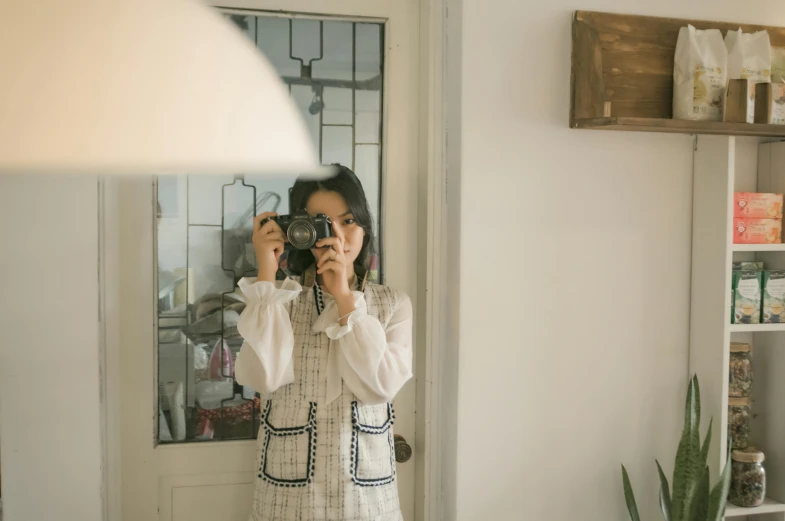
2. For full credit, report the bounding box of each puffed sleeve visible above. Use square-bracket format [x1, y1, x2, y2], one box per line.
[234, 277, 302, 394]
[324, 291, 413, 405]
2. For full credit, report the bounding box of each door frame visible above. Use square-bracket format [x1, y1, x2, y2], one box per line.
[97, 0, 447, 519]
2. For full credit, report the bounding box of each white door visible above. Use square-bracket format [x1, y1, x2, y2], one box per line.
[115, 2, 420, 521]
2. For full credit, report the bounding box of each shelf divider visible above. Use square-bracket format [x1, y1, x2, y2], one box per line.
[725, 497, 785, 517]
[729, 323, 785, 333]
[732, 244, 785, 253]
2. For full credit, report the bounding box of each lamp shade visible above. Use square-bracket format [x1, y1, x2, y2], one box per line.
[0, 0, 321, 176]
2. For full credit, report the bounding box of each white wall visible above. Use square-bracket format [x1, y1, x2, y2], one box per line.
[0, 176, 103, 521]
[449, 1, 785, 520]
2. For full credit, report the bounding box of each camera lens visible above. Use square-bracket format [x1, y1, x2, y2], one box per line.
[287, 220, 316, 249]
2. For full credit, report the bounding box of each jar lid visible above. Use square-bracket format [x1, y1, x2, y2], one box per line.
[729, 397, 751, 407]
[730, 342, 751, 353]
[732, 447, 765, 463]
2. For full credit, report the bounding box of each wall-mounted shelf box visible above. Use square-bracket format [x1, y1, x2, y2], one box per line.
[570, 11, 785, 137]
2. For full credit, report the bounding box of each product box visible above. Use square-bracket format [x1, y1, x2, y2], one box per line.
[763, 270, 785, 323]
[733, 218, 783, 244]
[733, 261, 765, 271]
[734, 193, 784, 219]
[755, 83, 785, 125]
[732, 270, 763, 324]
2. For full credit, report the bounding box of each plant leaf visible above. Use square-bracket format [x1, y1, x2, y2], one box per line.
[672, 376, 702, 521]
[700, 418, 712, 467]
[693, 375, 701, 437]
[687, 466, 709, 521]
[657, 460, 672, 521]
[621, 465, 642, 521]
[707, 448, 733, 521]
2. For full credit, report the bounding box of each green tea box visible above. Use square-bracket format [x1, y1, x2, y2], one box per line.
[732, 270, 763, 324]
[763, 270, 785, 323]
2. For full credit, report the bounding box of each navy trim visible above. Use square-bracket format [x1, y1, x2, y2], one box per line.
[262, 400, 316, 436]
[351, 402, 394, 434]
[350, 401, 396, 487]
[313, 284, 325, 316]
[257, 401, 317, 487]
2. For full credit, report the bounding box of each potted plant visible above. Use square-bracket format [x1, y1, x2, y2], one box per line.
[621, 375, 732, 521]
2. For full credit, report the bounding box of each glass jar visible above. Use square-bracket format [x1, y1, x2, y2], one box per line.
[729, 447, 766, 507]
[729, 342, 753, 398]
[728, 397, 751, 450]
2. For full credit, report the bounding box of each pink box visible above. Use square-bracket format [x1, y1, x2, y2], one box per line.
[734, 218, 783, 244]
[734, 192, 784, 218]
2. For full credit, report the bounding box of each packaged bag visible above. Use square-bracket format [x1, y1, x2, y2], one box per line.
[673, 25, 727, 121]
[771, 47, 785, 83]
[726, 29, 772, 123]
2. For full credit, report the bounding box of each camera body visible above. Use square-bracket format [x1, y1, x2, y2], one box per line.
[263, 212, 332, 250]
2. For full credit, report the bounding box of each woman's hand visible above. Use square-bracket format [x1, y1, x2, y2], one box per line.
[253, 212, 284, 282]
[316, 231, 356, 325]
[315, 234, 352, 298]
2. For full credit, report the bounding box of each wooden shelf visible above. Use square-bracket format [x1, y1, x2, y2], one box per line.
[725, 498, 785, 517]
[572, 117, 785, 138]
[733, 244, 785, 252]
[570, 11, 785, 136]
[730, 323, 785, 332]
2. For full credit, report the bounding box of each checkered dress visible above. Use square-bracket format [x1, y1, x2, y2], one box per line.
[249, 281, 404, 521]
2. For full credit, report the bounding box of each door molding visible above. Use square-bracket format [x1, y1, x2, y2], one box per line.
[417, 0, 447, 520]
[98, 176, 123, 521]
[97, 1, 448, 519]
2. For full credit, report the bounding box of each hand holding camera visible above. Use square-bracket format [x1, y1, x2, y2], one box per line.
[254, 211, 334, 282]
[252, 212, 285, 282]
[315, 233, 352, 299]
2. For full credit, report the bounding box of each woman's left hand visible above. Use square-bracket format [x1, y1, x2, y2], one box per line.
[315, 236, 352, 298]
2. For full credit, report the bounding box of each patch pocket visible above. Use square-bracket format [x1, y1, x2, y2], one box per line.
[350, 401, 395, 487]
[258, 401, 317, 487]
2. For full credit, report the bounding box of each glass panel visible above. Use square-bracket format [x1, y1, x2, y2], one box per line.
[291, 19, 323, 66]
[322, 87, 353, 125]
[312, 21, 352, 81]
[355, 23, 382, 82]
[156, 12, 385, 444]
[290, 84, 321, 147]
[189, 175, 232, 225]
[322, 126, 353, 168]
[355, 90, 381, 144]
[254, 17, 299, 77]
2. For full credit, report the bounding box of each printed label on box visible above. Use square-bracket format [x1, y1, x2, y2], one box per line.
[734, 193, 784, 219]
[733, 218, 783, 244]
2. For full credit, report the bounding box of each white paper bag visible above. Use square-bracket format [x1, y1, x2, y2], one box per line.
[673, 25, 727, 121]
[726, 29, 772, 123]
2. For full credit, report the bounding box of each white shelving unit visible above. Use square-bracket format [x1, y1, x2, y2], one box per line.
[691, 137, 785, 521]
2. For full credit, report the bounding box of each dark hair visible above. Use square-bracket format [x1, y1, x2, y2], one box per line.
[286, 164, 375, 280]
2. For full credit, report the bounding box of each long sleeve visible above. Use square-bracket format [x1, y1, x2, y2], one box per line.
[322, 291, 413, 405]
[234, 277, 302, 394]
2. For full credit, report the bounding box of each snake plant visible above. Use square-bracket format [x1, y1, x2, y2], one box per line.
[621, 375, 732, 521]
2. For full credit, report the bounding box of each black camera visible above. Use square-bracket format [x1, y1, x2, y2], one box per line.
[262, 212, 332, 250]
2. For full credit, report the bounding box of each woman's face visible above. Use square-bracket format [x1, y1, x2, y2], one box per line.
[306, 190, 366, 270]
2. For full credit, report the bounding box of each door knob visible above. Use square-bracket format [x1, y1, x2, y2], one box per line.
[394, 434, 412, 463]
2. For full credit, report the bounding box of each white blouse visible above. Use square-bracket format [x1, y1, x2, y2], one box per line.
[234, 277, 413, 405]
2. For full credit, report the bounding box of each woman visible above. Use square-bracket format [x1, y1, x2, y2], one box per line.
[235, 165, 413, 521]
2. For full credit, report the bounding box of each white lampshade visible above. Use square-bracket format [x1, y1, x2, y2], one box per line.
[0, 0, 322, 176]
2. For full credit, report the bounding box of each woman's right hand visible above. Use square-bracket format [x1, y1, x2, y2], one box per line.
[253, 212, 285, 282]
